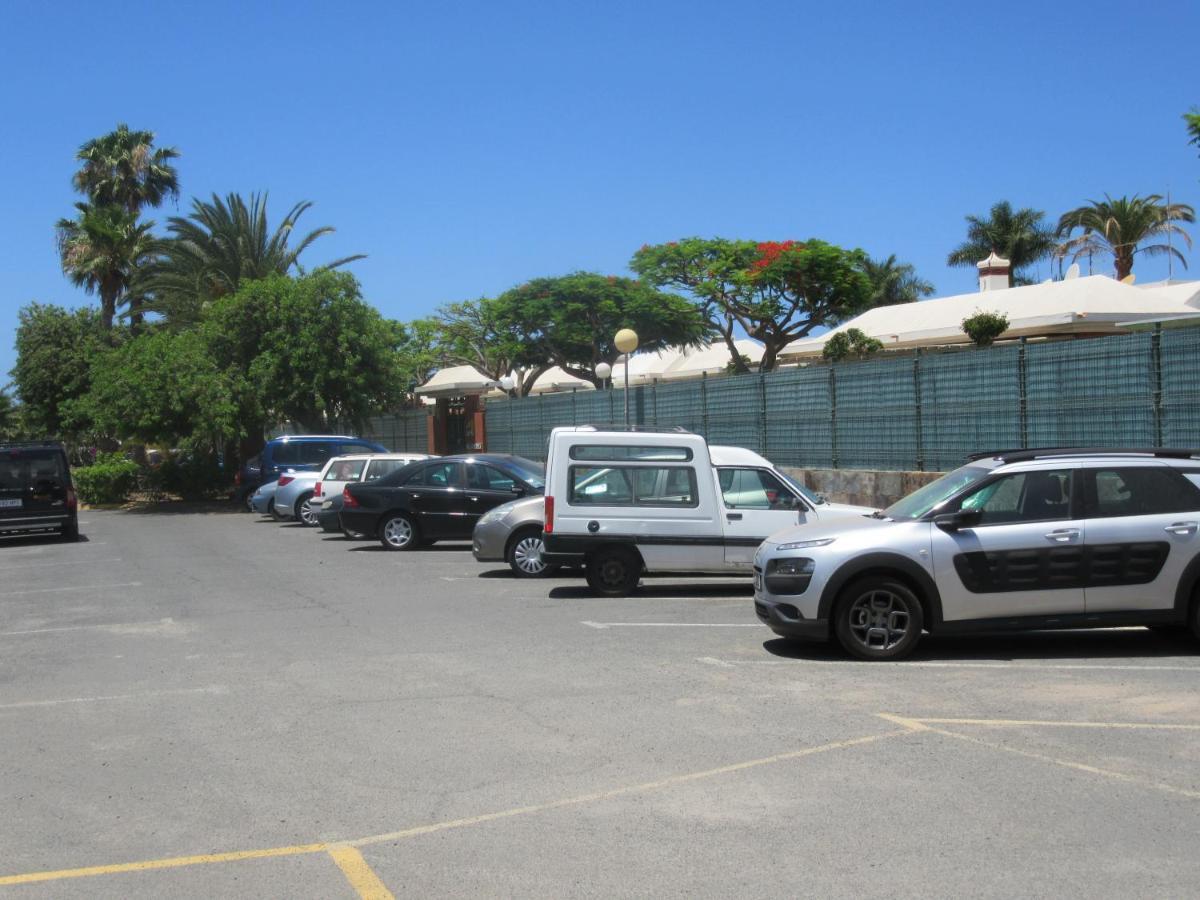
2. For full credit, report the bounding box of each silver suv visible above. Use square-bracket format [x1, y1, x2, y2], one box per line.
[754, 449, 1200, 660]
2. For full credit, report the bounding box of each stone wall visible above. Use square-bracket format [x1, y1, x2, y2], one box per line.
[782, 467, 946, 510]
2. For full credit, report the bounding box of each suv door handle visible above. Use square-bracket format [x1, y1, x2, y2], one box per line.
[726, 513, 743, 521]
[1044, 528, 1080, 542]
[1165, 521, 1198, 535]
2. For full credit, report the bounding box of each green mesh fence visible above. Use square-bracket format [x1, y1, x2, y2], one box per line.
[479, 326, 1200, 469]
[362, 410, 428, 452]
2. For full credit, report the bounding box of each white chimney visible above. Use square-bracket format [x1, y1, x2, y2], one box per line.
[977, 251, 1011, 292]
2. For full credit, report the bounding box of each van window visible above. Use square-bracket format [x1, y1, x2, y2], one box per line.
[271, 442, 303, 465]
[570, 445, 692, 462]
[568, 466, 698, 507]
[329, 459, 367, 482]
[364, 459, 407, 482]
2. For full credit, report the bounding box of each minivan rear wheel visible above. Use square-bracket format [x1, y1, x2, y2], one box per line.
[586, 547, 641, 596]
[833, 576, 924, 661]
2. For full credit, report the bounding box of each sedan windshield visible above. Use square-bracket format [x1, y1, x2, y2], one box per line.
[882, 465, 991, 520]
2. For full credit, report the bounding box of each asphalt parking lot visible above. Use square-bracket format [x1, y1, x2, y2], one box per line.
[2, 510, 1199, 898]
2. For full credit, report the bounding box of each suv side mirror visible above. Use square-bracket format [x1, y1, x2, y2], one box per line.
[934, 508, 982, 531]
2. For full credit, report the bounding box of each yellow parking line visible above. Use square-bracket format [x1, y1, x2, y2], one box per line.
[351, 727, 915, 848]
[0, 843, 330, 887]
[911, 716, 1200, 730]
[0, 725, 913, 887]
[328, 846, 395, 900]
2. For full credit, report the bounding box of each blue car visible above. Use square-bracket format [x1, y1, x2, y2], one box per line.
[235, 435, 389, 508]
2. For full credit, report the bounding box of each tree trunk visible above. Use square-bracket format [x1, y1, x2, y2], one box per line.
[718, 323, 750, 374]
[760, 342, 780, 373]
[1115, 251, 1133, 281]
[100, 287, 117, 330]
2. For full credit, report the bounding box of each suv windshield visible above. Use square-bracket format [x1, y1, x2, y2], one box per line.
[883, 465, 991, 520]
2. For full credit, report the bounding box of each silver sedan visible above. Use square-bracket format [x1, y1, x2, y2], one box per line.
[471, 495, 558, 577]
[272, 471, 321, 525]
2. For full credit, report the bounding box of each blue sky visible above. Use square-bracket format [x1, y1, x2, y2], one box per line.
[2, 0, 1198, 383]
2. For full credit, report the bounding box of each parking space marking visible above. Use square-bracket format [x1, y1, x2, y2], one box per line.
[880, 714, 1200, 801]
[0, 685, 226, 711]
[583, 621, 759, 630]
[0, 581, 141, 598]
[328, 846, 395, 900]
[0, 557, 120, 572]
[0, 724, 915, 888]
[910, 717, 1200, 731]
[697, 657, 1200, 673]
[0, 617, 174, 638]
[0, 843, 331, 887]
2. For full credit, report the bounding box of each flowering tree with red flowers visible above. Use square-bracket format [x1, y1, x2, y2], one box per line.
[631, 237, 874, 371]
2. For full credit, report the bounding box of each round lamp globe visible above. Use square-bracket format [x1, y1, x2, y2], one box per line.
[595, 362, 612, 380]
[614, 328, 639, 354]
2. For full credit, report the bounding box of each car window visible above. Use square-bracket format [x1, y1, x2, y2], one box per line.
[330, 459, 367, 482]
[1091, 468, 1200, 518]
[568, 466, 697, 507]
[299, 442, 334, 465]
[0, 448, 68, 490]
[410, 462, 462, 488]
[884, 466, 991, 520]
[364, 459, 407, 482]
[958, 470, 1073, 525]
[718, 468, 797, 510]
[339, 443, 372, 456]
[468, 464, 517, 492]
[271, 442, 302, 465]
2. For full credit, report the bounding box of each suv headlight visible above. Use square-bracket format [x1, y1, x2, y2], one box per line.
[774, 537, 835, 551]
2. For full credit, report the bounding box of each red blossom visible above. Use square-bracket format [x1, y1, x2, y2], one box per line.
[752, 240, 805, 271]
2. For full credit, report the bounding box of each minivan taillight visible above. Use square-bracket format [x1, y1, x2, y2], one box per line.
[343, 486, 359, 508]
[277, 475, 294, 487]
[314, 482, 323, 498]
[544, 495, 554, 534]
[66, 488, 77, 512]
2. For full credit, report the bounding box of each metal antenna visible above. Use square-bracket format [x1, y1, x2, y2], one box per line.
[1167, 187, 1174, 281]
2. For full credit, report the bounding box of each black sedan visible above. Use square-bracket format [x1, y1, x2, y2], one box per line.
[340, 454, 545, 550]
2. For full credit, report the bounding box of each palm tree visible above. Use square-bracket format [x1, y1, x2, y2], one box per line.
[56, 203, 156, 330]
[947, 201, 1056, 286]
[71, 124, 180, 215]
[861, 254, 935, 307]
[1056, 194, 1195, 281]
[143, 192, 365, 325]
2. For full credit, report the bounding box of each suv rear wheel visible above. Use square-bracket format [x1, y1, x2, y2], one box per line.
[833, 576, 924, 661]
[585, 547, 641, 596]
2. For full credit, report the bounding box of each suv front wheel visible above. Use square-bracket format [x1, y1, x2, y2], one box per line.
[833, 576, 924, 661]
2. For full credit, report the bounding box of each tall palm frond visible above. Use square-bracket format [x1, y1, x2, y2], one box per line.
[947, 201, 1056, 286]
[141, 192, 366, 326]
[861, 254, 935, 307]
[1055, 194, 1195, 281]
[56, 203, 157, 330]
[71, 123, 180, 215]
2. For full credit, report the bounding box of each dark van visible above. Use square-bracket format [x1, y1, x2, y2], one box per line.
[235, 435, 389, 506]
[0, 442, 78, 540]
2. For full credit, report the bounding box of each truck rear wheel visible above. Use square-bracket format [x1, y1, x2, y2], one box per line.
[585, 547, 641, 597]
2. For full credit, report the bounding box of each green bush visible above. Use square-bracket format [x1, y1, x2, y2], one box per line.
[158, 452, 227, 500]
[822, 328, 884, 362]
[73, 452, 140, 505]
[962, 310, 1009, 347]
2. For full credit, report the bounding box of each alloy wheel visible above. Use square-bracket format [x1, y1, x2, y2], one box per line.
[847, 589, 913, 652]
[383, 516, 414, 549]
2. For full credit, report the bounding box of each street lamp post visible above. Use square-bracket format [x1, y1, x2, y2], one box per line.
[595, 362, 611, 391]
[614, 328, 639, 427]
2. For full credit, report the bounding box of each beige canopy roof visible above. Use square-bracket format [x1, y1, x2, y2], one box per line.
[781, 276, 1200, 359]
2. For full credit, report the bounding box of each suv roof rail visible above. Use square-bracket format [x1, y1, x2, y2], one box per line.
[574, 425, 693, 434]
[0, 440, 65, 450]
[966, 447, 1200, 464]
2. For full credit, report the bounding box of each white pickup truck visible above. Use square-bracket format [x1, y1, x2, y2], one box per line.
[541, 426, 873, 595]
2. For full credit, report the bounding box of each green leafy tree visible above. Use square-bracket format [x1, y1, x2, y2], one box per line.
[1055, 194, 1195, 281]
[71, 123, 180, 215]
[962, 311, 1010, 347]
[203, 271, 405, 447]
[822, 328, 884, 362]
[0, 389, 22, 440]
[433, 298, 534, 392]
[10, 303, 107, 438]
[490, 272, 708, 386]
[82, 330, 239, 449]
[947, 202, 1056, 286]
[56, 203, 156, 330]
[394, 318, 445, 402]
[861, 254, 935, 306]
[632, 238, 874, 372]
[144, 193, 365, 326]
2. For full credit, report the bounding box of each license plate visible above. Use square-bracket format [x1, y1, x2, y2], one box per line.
[0, 499, 21, 509]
